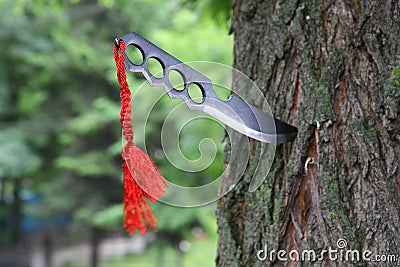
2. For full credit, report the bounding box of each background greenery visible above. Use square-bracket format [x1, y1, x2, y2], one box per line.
[0, 0, 232, 266]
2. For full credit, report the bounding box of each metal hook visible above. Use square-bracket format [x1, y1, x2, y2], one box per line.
[114, 38, 120, 48]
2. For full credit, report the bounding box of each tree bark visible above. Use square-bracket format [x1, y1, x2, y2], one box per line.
[217, 0, 400, 266]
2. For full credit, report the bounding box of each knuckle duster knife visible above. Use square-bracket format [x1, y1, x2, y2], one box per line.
[114, 31, 298, 235]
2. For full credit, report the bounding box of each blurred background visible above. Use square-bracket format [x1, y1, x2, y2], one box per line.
[0, 0, 232, 266]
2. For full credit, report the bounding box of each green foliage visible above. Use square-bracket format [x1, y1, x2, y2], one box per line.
[0, 129, 40, 178]
[181, 0, 232, 26]
[91, 204, 123, 229]
[75, 204, 123, 230]
[56, 151, 118, 177]
[151, 9, 233, 64]
[68, 98, 120, 135]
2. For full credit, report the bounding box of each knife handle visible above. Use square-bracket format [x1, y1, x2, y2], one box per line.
[117, 32, 219, 111]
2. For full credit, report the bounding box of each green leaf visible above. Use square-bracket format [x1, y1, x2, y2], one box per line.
[68, 98, 120, 134]
[92, 204, 123, 229]
[55, 151, 118, 177]
[0, 129, 41, 178]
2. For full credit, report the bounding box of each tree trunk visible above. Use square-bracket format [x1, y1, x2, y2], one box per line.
[43, 233, 53, 267]
[176, 249, 184, 267]
[90, 227, 101, 267]
[0, 177, 4, 203]
[12, 178, 21, 245]
[155, 240, 165, 267]
[216, 0, 400, 266]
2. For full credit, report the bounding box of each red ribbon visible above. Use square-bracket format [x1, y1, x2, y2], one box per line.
[114, 40, 168, 235]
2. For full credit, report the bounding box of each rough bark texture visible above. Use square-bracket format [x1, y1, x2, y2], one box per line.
[216, 0, 400, 266]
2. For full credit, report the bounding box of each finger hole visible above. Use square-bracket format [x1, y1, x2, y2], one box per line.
[188, 83, 205, 104]
[126, 44, 144, 65]
[168, 70, 185, 91]
[147, 57, 164, 78]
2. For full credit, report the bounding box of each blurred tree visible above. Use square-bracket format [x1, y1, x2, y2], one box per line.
[217, 0, 400, 266]
[0, 129, 40, 244]
[0, 2, 125, 265]
[180, 0, 232, 27]
[0, 0, 233, 266]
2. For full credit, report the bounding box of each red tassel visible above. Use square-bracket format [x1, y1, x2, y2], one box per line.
[114, 40, 168, 235]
